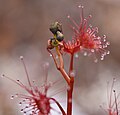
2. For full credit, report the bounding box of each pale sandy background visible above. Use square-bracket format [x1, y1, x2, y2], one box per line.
[0, 0, 120, 115]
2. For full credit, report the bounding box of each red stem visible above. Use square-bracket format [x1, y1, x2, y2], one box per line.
[67, 54, 74, 115]
[50, 98, 66, 115]
[69, 54, 74, 74]
[47, 47, 75, 115]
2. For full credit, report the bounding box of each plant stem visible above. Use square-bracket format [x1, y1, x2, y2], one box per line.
[47, 47, 75, 115]
[50, 98, 66, 115]
[69, 54, 74, 73]
[67, 54, 74, 115]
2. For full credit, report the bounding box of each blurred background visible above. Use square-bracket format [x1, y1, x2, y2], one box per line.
[0, 0, 120, 115]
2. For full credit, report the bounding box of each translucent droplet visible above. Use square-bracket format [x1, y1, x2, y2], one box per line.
[81, 5, 84, 8]
[78, 5, 84, 8]
[75, 53, 79, 58]
[1, 74, 4, 78]
[91, 49, 95, 53]
[101, 54, 104, 58]
[97, 37, 100, 40]
[67, 15, 70, 18]
[89, 15, 92, 18]
[103, 35, 106, 38]
[19, 102, 22, 106]
[49, 54, 52, 57]
[78, 5, 82, 8]
[21, 109, 24, 112]
[101, 57, 104, 60]
[25, 106, 29, 108]
[106, 42, 110, 45]
[15, 94, 18, 97]
[17, 79, 20, 82]
[83, 52, 87, 56]
[103, 39, 106, 42]
[89, 24, 92, 28]
[10, 95, 14, 100]
[70, 70, 76, 77]
[20, 56, 24, 60]
[113, 89, 116, 93]
[107, 51, 110, 55]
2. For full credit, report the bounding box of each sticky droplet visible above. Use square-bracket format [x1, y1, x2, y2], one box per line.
[75, 53, 79, 58]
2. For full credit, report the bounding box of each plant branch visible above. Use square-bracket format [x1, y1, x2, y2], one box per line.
[67, 54, 74, 115]
[50, 98, 66, 115]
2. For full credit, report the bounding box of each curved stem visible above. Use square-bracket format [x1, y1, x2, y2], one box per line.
[59, 67, 70, 85]
[55, 46, 64, 68]
[48, 47, 70, 85]
[47, 48, 59, 69]
[50, 98, 66, 115]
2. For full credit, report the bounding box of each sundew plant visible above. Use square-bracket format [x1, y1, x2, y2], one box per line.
[2, 4, 111, 115]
